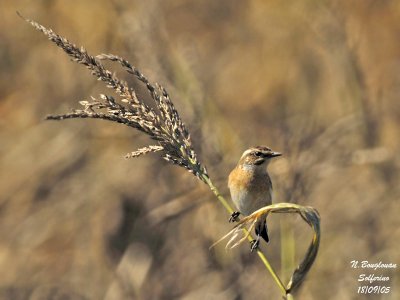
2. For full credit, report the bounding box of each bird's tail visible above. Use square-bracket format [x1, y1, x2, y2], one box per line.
[255, 219, 269, 243]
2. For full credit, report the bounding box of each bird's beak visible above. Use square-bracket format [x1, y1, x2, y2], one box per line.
[270, 151, 282, 157]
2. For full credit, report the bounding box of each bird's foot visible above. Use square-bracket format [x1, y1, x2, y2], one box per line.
[229, 211, 241, 223]
[250, 239, 260, 252]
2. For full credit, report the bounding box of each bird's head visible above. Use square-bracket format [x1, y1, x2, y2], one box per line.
[238, 146, 281, 168]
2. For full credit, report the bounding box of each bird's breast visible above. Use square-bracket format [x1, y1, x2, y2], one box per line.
[228, 167, 272, 215]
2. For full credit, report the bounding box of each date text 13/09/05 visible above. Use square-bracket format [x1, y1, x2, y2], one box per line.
[358, 286, 390, 294]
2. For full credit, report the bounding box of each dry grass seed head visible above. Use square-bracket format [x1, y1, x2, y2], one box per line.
[19, 13, 207, 182]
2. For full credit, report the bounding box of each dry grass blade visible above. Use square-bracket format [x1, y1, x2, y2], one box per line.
[19, 13, 207, 182]
[214, 203, 321, 294]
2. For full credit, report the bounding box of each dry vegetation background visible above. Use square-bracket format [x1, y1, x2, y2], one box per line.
[1, 0, 400, 299]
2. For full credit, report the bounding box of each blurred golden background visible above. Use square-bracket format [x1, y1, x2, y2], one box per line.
[1, 0, 399, 299]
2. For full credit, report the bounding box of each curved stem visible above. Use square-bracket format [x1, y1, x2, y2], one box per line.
[201, 174, 287, 296]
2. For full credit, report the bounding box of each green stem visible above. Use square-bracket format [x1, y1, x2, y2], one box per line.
[255, 246, 287, 296]
[201, 174, 287, 296]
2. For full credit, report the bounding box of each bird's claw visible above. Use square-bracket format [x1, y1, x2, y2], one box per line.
[250, 239, 259, 252]
[229, 211, 241, 223]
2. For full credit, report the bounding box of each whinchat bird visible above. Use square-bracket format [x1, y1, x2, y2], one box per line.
[228, 146, 281, 251]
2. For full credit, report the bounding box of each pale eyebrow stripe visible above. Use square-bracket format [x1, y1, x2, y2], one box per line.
[240, 148, 255, 158]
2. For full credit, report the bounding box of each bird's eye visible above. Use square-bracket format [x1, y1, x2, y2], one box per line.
[254, 151, 262, 157]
